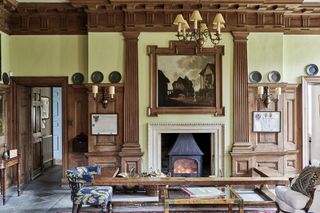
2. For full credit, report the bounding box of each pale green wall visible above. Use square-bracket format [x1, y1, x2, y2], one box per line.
[248, 33, 283, 83]
[248, 33, 320, 84]
[1, 32, 10, 84]
[88, 32, 124, 83]
[9, 35, 88, 83]
[283, 35, 320, 83]
[138, 32, 234, 176]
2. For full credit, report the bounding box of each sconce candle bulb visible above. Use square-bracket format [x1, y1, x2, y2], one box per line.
[92, 85, 98, 99]
[109, 86, 115, 98]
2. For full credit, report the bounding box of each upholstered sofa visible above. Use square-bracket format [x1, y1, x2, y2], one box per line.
[275, 165, 320, 213]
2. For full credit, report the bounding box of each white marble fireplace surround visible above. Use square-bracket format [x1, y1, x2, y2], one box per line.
[147, 123, 225, 177]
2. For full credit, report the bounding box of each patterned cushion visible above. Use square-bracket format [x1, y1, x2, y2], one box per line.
[66, 166, 101, 183]
[291, 166, 320, 196]
[74, 186, 113, 206]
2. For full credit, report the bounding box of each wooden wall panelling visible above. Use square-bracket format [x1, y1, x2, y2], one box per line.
[86, 84, 123, 175]
[232, 156, 253, 177]
[237, 83, 302, 177]
[67, 85, 88, 169]
[255, 155, 284, 175]
[248, 85, 283, 153]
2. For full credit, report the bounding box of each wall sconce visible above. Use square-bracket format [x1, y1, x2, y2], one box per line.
[257, 86, 281, 107]
[92, 85, 115, 108]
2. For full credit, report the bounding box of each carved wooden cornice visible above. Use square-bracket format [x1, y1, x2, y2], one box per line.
[3, 1, 320, 35]
[0, 2, 10, 33]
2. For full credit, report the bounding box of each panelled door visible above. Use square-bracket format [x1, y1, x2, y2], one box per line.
[31, 88, 43, 179]
[17, 85, 31, 183]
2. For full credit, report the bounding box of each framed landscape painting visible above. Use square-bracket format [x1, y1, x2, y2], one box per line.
[147, 41, 224, 116]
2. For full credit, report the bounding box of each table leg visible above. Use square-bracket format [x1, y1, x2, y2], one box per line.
[0, 170, 2, 195]
[239, 199, 244, 213]
[2, 168, 6, 205]
[17, 164, 20, 196]
[164, 201, 169, 213]
[228, 204, 232, 213]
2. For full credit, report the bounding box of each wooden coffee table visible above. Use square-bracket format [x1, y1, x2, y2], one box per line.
[163, 186, 244, 213]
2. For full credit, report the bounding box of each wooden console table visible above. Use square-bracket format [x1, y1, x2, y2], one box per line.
[0, 156, 20, 205]
[94, 176, 289, 187]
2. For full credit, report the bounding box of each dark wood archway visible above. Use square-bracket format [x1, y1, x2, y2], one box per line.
[11, 77, 68, 183]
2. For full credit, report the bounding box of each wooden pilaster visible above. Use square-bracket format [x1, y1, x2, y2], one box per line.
[231, 32, 251, 176]
[120, 31, 143, 174]
[232, 32, 250, 149]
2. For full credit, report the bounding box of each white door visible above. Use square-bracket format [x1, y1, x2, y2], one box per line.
[309, 85, 320, 163]
[52, 87, 62, 165]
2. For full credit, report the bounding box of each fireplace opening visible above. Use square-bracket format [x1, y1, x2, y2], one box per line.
[161, 133, 211, 177]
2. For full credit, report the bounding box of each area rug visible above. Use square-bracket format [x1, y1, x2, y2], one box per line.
[57, 210, 276, 213]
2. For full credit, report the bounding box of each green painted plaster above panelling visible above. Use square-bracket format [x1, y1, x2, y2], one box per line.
[283, 35, 320, 83]
[9, 35, 88, 83]
[0, 32, 10, 84]
[248, 33, 283, 83]
[88, 32, 124, 83]
[138, 32, 234, 176]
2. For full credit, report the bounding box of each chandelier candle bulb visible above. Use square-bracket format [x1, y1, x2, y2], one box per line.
[190, 10, 202, 30]
[173, 14, 185, 33]
[173, 10, 225, 47]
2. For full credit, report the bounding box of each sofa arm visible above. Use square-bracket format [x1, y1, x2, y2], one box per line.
[308, 185, 320, 212]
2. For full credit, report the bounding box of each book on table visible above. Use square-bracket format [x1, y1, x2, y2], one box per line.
[181, 187, 225, 198]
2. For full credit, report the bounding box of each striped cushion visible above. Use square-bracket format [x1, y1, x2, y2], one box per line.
[291, 166, 320, 197]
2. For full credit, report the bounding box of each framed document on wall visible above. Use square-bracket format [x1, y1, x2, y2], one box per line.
[252, 111, 281, 133]
[91, 113, 118, 135]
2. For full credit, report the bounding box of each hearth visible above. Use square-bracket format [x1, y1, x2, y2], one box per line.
[168, 133, 204, 177]
[148, 123, 225, 177]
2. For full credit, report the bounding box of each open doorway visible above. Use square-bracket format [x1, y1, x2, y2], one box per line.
[12, 77, 67, 184]
[30, 87, 62, 179]
[302, 77, 320, 167]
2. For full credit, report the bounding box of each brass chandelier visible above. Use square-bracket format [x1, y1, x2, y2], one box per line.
[173, 10, 225, 47]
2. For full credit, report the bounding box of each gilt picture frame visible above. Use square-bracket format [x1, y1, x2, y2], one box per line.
[147, 41, 224, 116]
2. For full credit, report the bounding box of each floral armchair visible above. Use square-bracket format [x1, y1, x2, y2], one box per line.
[66, 166, 113, 213]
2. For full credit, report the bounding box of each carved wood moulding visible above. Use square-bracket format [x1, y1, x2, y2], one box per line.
[4, 1, 320, 34]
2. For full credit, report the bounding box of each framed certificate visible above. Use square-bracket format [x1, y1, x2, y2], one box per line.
[252, 111, 281, 133]
[91, 113, 118, 135]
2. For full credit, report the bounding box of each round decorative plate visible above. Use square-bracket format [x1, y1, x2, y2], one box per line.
[2, 72, 9, 85]
[72, 72, 84, 84]
[305, 64, 319, 76]
[268, 71, 281, 83]
[109, 71, 122, 83]
[91, 71, 104, 83]
[249, 71, 262, 83]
